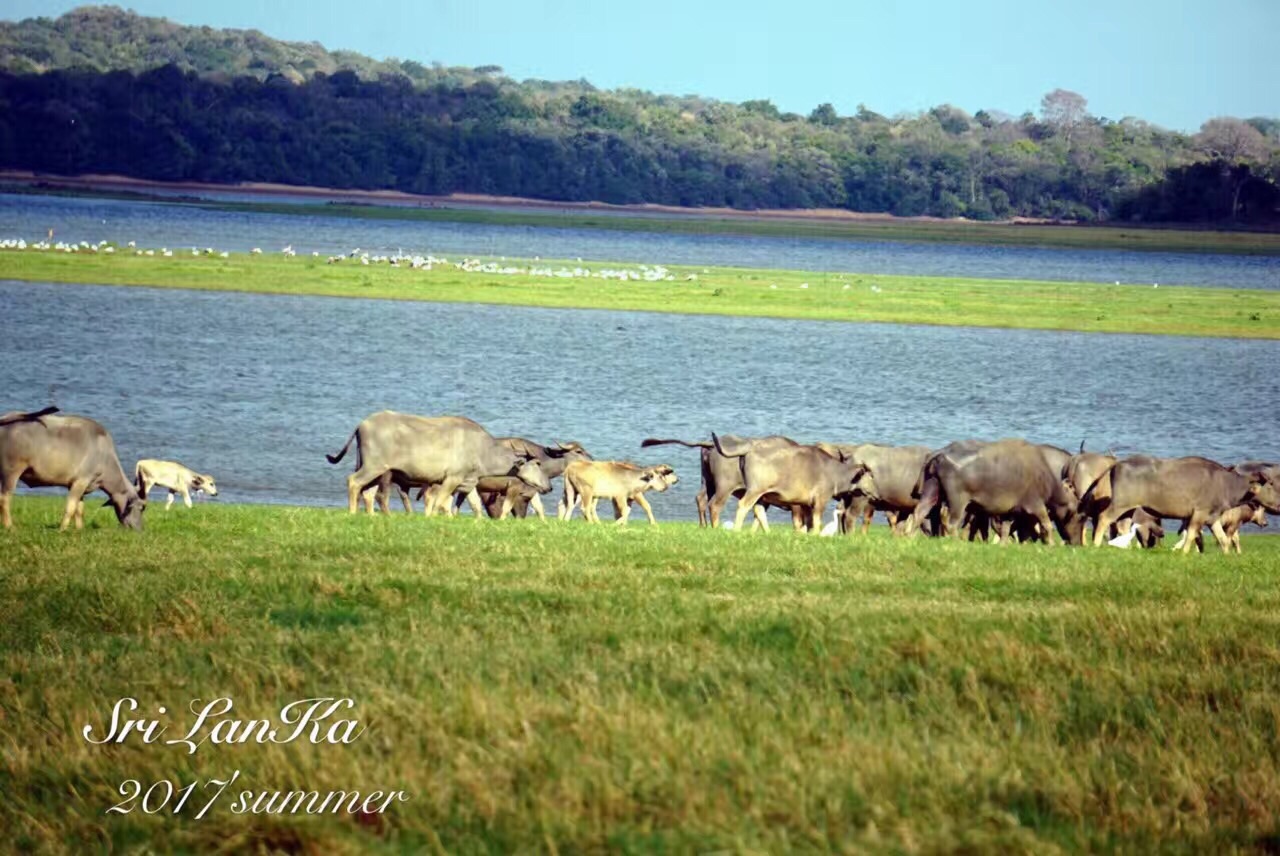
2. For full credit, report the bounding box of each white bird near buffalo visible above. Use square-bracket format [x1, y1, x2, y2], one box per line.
[820, 508, 840, 537]
[1108, 524, 1139, 549]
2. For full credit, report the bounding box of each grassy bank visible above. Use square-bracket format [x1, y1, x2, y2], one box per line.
[3, 250, 1279, 339]
[201, 199, 1280, 255]
[4, 496, 1280, 852]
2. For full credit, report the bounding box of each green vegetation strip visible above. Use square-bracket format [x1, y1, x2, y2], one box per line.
[203, 199, 1280, 255]
[4, 497, 1280, 852]
[3, 250, 1279, 339]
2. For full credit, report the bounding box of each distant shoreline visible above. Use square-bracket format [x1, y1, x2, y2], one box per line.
[0, 169, 1032, 223]
[6, 171, 1280, 256]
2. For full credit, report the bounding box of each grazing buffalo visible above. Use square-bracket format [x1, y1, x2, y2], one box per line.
[712, 434, 869, 534]
[0, 408, 145, 530]
[915, 439, 1081, 544]
[1065, 451, 1117, 542]
[326, 411, 550, 516]
[640, 435, 799, 528]
[135, 459, 218, 510]
[560, 461, 678, 525]
[1088, 456, 1280, 553]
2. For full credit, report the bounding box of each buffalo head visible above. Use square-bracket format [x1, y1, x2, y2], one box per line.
[515, 460, 552, 494]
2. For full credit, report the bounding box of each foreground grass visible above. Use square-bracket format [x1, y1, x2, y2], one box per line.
[4, 496, 1280, 853]
[201, 199, 1280, 256]
[3, 250, 1279, 339]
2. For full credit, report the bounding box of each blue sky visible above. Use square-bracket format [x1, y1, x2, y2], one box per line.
[8, 0, 1278, 132]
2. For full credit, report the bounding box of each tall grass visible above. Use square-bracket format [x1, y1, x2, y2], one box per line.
[4, 496, 1280, 852]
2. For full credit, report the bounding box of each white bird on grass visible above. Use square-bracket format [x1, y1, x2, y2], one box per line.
[1108, 524, 1139, 549]
[820, 508, 840, 537]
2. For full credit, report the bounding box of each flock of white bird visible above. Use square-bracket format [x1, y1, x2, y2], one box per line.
[1, 237, 899, 293]
[0, 238, 727, 284]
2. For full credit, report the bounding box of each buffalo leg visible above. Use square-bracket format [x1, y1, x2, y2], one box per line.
[1180, 511, 1208, 554]
[0, 470, 20, 529]
[709, 490, 737, 529]
[559, 482, 577, 521]
[1093, 504, 1130, 547]
[1209, 517, 1232, 554]
[346, 467, 387, 514]
[733, 491, 767, 532]
[181, 487, 193, 509]
[579, 488, 597, 523]
[60, 482, 89, 531]
[634, 493, 657, 525]
[0, 489, 11, 530]
[527, 493, 546, 521]
[695, 487, 709, 527]
[464, 487, 487, 520]
[1032, 505, 1057, 546]
[613, 497, 632, 526]
[165, 491, 175, 511]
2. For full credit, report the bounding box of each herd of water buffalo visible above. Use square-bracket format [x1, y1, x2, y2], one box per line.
[1, 407, 1277, 554]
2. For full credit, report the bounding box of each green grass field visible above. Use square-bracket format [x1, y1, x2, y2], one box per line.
[4, 250, 1279, 340]
[5, 496, 1280, 852]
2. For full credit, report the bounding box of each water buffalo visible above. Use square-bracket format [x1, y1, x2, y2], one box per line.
[559, 461, 678, 525]
[1087, 456, 1280, 553]
[1065, 451, 1117, 542]
[712, 434, 869, 534]
[907, 439, 991, 536]
[1173, 502, 1266, 554]
[1234, 461, 1280, 487]
[380, 438, 590, 519]
[917, 439, 1081, 545]
[0, 408, 145, 530]
[135, 459, 218, 510]
[816, 443, 931, 535]
[640, 436, 797, 528]
[326, 411, 550, 516]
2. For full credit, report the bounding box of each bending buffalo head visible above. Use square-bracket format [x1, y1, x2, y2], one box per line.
[104, 493, 146, 530]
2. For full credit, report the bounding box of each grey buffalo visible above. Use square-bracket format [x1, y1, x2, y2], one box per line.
[0, 408, 145, 530]
[326, 411, 550, 516]
[816, 443, 932, 535]
[1065, 451, 1117, 542]
[640, 435, 800, 528]
[913, 438, 1081, 544]
[1088, 456, 1280, 553]
[405, 438, 590, 519]
[711, 433, 869, 534]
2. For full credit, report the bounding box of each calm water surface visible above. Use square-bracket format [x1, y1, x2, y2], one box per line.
[4, 280, 1277, 523]
[3, 192, 1279, 290]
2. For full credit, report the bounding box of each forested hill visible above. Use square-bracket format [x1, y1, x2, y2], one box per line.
[2, 7, 1278, 224]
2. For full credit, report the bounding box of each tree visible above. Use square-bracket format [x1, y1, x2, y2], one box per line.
[808, 102, 838, 126]
[1195, 118, 1273, 220]
[1040, 88, 1089, 146]
[1196, 117, 1268, 163]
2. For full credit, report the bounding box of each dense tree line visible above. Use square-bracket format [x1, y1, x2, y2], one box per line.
[1, 9, 1278, 223]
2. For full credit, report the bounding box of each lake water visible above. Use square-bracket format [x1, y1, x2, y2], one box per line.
[3, 192, 1280, 290]
[4, 280, 1277, 524]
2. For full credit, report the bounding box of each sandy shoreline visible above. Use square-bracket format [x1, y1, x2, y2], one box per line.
[0, 169, 1037, 226]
